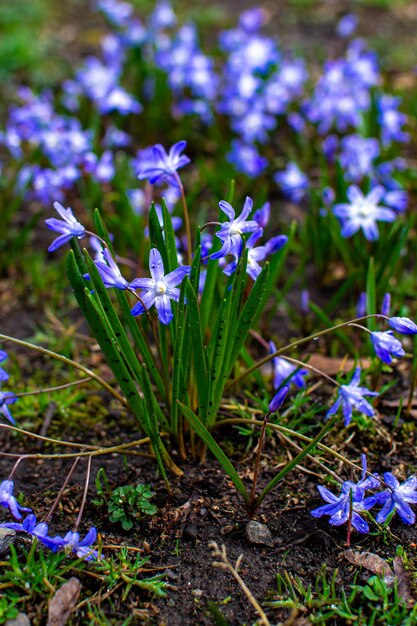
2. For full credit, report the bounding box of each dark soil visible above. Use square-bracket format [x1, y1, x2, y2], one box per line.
[1, 409, 417, 625]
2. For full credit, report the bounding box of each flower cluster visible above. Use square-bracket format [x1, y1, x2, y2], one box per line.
[312, 456, 417, 532]
[0, 480, 99, 560]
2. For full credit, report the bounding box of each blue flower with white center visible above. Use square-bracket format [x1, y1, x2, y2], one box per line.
[383, 189, 408, 212]
[333, 185, 396, 241]
[1, 513, 65, 550]
[0, 392, 17, 425]
[269, 341, 307, 390]
[0, 480, 31, 520]
[371, 331, 405, 364]
[311, 455, 379, 533]
[374, 473, 417, 525]
[138, 140, 190, 187]
[388, 317, 417, 335]
[84, 248, 129, 290]
[130, 249, 191, 325]
[210, 197, 259, 261]
[223, 230, 287, 281]
[339, 135, 380, 182]
[226, 140, 267, 178]
[62, 527, 99, 560]
[377, 94, 409, 146]
[45, 202, 86, 252]
[0, 351, 9, 382]
[274, 162, 309, 203]
[327, 367, 378, 426]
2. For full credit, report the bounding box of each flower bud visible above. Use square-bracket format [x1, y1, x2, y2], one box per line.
[389, 316, 417, 335]
[269, 386, 289, 413]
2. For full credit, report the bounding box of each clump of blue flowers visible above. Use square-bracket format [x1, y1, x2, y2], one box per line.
[312, 455, 417, 538]
[0, 480, 100, 561]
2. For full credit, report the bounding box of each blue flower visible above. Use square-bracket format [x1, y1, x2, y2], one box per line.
[0, 351, 9, 382]
[226, 140, 267, 178]
[0, 392, 17, 425]
[327, 367, 378, 426]
[0, 481, 31, 520]
[274, 162, 309, 203]
[356, 292, 367, 317]
[269, 386, 289, 412]
[210, 197, 259, 261]
[1, 513, 65, 550]
[45, 202, 86, 252]
[130, 249, 191, 325]
[269, 341, 307, 390]
[311, 455, 379, 533]
[333, 185, 396, 241]
[62, 527, 99, 561]
[223, 230, 287, 281]
[375, 473, 417, 525]
[84, 248, 129, 290]
[339, 135, 379, 182]
[138, 141, 190, 187]
[336, 14, 358, 38]
[388, 317, 417, 335]
[371, 331, 405, 364]
[377, 95, 409, 146]
[381, 293, 391, 317]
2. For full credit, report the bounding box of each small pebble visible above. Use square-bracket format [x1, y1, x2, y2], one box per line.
[191, 589, 203, 598]
[245, 520, 274, 547]
[5, 614, 31, 626]
[0, 528, 16, 555]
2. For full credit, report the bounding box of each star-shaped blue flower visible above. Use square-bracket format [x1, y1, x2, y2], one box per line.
[45, 202, 86, 252]
[269, 341, 308, 390]
[0, 392, 17, 425]
[0, 480, 31, 520]
[371, 330, 405, 364]
[210, 197, 259, 261]
[311, 455, 379, 533]
[84, 248, 129, 290]
[375, 473, 417, 525]
[129, 249, 191, 325]
[327, 367, 378, 426]
[0, 351, 9, 382]
[1, 513, 66, 550]
[138, 140, 190, 187]
[61, 527, 99, 560]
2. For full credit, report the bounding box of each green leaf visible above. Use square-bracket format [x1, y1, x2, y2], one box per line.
[185, 279, 209, 422]
[161, 198, 179, 273]
[171, 281, 189, 437]
[366, 257, 376, 331]
[179, 402, 250, 506]
[228, 262, 270, 369]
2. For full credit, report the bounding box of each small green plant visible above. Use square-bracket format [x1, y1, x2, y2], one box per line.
[0, 598, 19, 625]
[108, 484, 157, 530]
[94, 469, 157, 530]
[269, 566, 417, 625]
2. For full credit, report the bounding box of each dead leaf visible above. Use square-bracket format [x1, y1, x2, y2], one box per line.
[47, 577, 81, 626]
[342, 550, 395, 584]
[393, 556, 413, 605]
[308, 355, 371, 376]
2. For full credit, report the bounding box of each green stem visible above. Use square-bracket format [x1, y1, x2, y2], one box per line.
[0, 333, 126, 406]
[227, 314, 384, 389]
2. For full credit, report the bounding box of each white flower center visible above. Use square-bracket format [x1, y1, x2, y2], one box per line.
[229, 223, 242, 236]
[155, 280, 167, 295]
